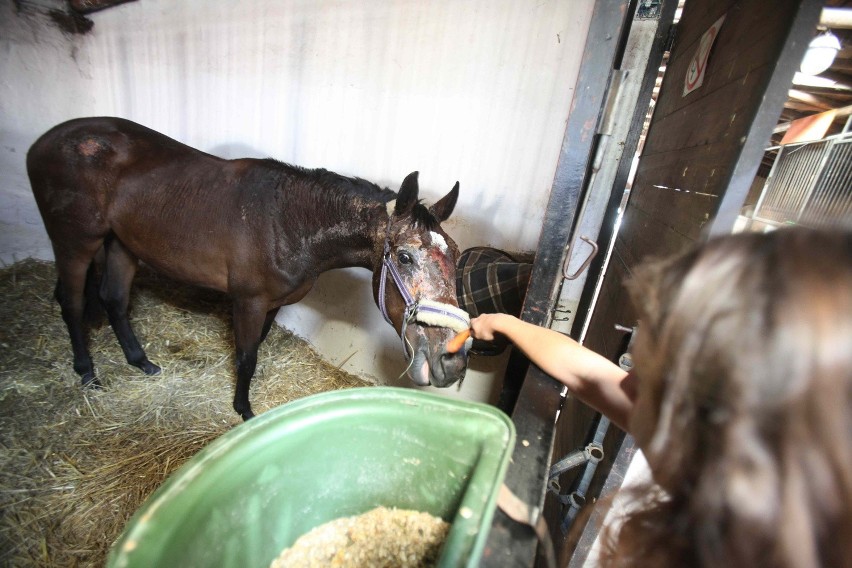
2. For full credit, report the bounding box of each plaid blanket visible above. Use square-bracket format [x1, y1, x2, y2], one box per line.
[456, 247, 533, 355]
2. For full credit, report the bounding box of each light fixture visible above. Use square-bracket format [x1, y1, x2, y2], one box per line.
[800, 30, 841, 76]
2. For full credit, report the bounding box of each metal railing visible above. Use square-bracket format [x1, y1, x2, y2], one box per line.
[752, 131, 852, 230]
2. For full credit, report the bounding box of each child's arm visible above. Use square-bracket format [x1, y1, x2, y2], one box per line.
[470, 313, 635, 432]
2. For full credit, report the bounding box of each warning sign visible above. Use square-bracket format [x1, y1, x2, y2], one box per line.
[683, 14, 726, 96]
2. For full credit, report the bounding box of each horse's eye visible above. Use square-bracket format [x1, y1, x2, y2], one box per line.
[398, 251, 414, 265]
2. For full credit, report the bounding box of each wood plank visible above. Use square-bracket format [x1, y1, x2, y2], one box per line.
[643, 63, 776, 156]
[615, 205, 695, 270]
[655, 0, 800, 122]
[628, 141, 739, 239]
[583, 257, 637, 358]
[634, 140, 736, 196]
[667, 0, 724, 53]
[629, 188, 716, 241]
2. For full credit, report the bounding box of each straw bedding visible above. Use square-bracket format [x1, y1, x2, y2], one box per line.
[0, 259, 373, 567]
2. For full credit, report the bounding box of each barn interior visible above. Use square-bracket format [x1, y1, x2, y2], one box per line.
[1, 0, 850, 566]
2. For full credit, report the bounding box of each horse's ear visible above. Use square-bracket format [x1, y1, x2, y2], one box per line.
[429, 181, 459, 222]
[394, 171, 420, 216]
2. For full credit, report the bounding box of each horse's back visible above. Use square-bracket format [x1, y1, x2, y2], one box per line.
[27, 117, 283, 292]
[28, 116, 201, 181]
[27, 116, 369, 295]
[27, 117, 221, 241]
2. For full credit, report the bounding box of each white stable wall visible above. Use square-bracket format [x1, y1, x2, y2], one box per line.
[0, 0, 593, 402]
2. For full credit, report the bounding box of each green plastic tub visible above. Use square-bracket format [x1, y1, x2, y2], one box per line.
[107, 387, 515, 567]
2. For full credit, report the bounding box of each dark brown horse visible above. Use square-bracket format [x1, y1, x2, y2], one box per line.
[27, 116, 470, 419]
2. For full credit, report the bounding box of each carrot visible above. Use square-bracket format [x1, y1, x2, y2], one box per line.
[446, 329, 471, 354]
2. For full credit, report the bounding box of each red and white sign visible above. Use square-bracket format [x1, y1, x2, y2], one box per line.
[683, 14, 726, 96]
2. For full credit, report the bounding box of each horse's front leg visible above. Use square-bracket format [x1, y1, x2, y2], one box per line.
[260, 307, 281, 343]
[231, 299, 274, 420]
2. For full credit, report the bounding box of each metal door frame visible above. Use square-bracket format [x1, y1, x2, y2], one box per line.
[482, 0, 634, 564]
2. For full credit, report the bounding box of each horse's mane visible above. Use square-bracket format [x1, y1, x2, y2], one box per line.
[258, 159, 440, 229]
[257, 159, 395, 201]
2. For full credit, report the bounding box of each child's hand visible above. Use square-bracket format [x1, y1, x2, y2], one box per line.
[470, 313, 507, 342]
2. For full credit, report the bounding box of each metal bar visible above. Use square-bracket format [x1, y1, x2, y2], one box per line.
[796, 140, 836, 222]
[753, 145, 786, 221]
[759, 141, 831, 224]
[769, 130, 852, 150]
[562, 236, 599, 280]
[801, 140, 852, 228]
[569, 0, 680, 339]
[482, 0, 632, 564]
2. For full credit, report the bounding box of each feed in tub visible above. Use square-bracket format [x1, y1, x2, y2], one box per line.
[270, 506, 450, 567]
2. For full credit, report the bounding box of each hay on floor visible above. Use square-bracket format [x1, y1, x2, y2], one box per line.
[0, 259, 374, 567]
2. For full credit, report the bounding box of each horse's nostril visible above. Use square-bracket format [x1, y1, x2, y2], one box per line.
[439, 349, 468, 379]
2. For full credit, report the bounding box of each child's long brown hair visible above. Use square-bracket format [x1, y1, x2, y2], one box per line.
[598, 228, 852, 568]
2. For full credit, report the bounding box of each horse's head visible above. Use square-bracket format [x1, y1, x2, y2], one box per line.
[373, 171, 469, 388]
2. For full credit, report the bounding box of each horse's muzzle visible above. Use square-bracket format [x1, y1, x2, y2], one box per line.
[406, 328, 468, 388]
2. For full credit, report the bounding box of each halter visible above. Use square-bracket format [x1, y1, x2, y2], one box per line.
[378, 221, 470, 358]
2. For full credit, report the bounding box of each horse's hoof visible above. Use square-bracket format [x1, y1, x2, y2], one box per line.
[138, 360, 161, 376]
[81, 375, 102, 389]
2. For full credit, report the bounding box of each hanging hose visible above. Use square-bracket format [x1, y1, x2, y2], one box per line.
[559, 416, 610, 533]
[548, 324, 637, 534]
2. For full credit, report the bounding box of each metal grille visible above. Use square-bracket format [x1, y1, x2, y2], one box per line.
[754, 133, 852, 230]
[800, 140, 852, 227]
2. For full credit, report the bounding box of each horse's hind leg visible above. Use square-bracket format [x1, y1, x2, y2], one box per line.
[53, 251, 101, 386]
[83, 248, 105, 326]
[100, 237, 161, 376]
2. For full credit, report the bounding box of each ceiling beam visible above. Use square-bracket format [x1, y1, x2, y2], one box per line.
[788, 88, 838, 110]
[821, 7, 852, 29]
[817, 70, 852, 89]
[774, 103, 852, 133]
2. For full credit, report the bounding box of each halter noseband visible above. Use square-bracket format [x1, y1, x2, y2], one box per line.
[378, 222, 470, 358]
